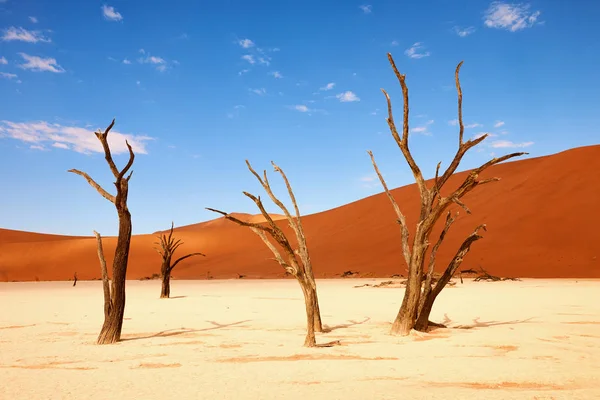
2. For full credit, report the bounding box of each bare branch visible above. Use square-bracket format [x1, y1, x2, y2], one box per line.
[93, 230, 112, 320]
[368, 150, 411, 267]
[451, 197, 471, 214]
[426, 211, 457, 283]
[435, 134, 488, 192]
[94, 119, 120, 179]
[250, 227, 299, 276]
[455, 61, 465, 145]
[170, 252, 206, 271]
[68, 169, 116, 204]
[386, 53, 410, 144]
[478, 177, 501, 185]
[117, 140, 135, 181]
[205, 207, 271, 233]
[431, 224, 487, 296]
[270, 161, 313, 276]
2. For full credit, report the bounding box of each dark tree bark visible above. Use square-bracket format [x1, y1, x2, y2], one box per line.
[154, 222, 205, 298]
[73, 272, 78, 287]
[369, 54, 527, 336]
[69, 119, 135, 344]
[207, 160, 324, 347]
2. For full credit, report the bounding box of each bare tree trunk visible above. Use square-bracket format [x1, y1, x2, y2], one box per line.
[97, 210, 132, 344]
[414, 292, 437, 331]
[305, 277, 322, 332]
[73, 272, 77, 287]
[207, 160, 327, 347]
[161, 267, 171, 299]
[70, 119, 135, 345]
[299, 279, 317, 347]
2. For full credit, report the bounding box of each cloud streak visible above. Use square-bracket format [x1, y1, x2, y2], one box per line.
[0, 120, 152, 154]
[102, 5, 123, 21]
[18, 53, 64, 73]
[490, 139, 533, 148]
[336, 91, 360, 102]
[453, 26, 476, 37]
[359, 5, 372, 14]
[405, 42, 430, 59]
[483, 2, 541, 32]
[1, 27, 51, 43]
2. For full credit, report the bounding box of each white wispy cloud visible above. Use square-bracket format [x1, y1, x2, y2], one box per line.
[359, 4, 372, 14]
[448, 119, 458, 126]
[257, 56, 270, 66]
[137, 53, 170, 72]
[270, 71, 283, 79]
[490, 140, 533, 148]
[250, 88, 266, 95]
[0, 72, 18, 80]
[405, 42, 430, 59]
[102, 5, 123, 22]
[336, 91, 360, 102]
[453, 26, 476, 37]
[29, 16, 38, 24]
[123, 59, 131, 65]
[391, 40, 399, 46]
[1, 27, 51, 43]
[241, 54, 255, 64]
[410, 119, 434, 135]
[483, 2, 541, 32]
[288, 104, 326, 115]
[494, 120, 505, 128]
[18, 53, 64, 73]
[319, 82, 335, 91]
[293, 105, 310, 112]
[0, 120, 152, 154]
[0, 56, 7, 64]
[238, 69, 249, 76]
[238, 38, 255, 48]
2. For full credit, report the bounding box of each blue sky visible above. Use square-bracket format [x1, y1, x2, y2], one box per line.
[0, 0, 598, 236]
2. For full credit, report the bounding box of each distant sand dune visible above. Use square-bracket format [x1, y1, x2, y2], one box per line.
[1, 145, 600, 281]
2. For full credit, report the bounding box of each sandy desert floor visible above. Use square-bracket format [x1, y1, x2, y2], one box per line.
[1, 279, 599, 399]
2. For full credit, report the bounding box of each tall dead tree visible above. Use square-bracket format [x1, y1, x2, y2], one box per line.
[68, 119, 135, 344]
[369, 53, 527, 336]
[207, 160, 323, 347]
[154, 222, 205, 298]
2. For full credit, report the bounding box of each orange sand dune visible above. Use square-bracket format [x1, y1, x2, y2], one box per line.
[1, 145, 599, 281]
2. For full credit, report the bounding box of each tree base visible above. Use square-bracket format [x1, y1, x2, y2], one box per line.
[97, 322, 121, 344]
[390, 318, 413, 336]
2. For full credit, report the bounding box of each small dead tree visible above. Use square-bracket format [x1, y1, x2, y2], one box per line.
[207, 160, 324, 347]
[72, 272, 78, 287]
[154, 222, 205, 298]
[68, 119, 135, 344]
[369, 53, 527, 336]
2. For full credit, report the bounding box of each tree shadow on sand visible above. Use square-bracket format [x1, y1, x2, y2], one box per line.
[439, 314, 537, 330]
[120, 320, 252, 342]
[167, 296, 187, 299]
[322, 318, 371, 333]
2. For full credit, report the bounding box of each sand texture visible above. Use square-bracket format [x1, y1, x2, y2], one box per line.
[1, 279, 599, 399]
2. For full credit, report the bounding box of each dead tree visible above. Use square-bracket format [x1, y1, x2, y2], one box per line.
[369, 53, 527, 336]
[154, 222, 205, 298]
[68, 119, 135, 344]
[73, 272, 78, 287]
[207, 160, 323, 347]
